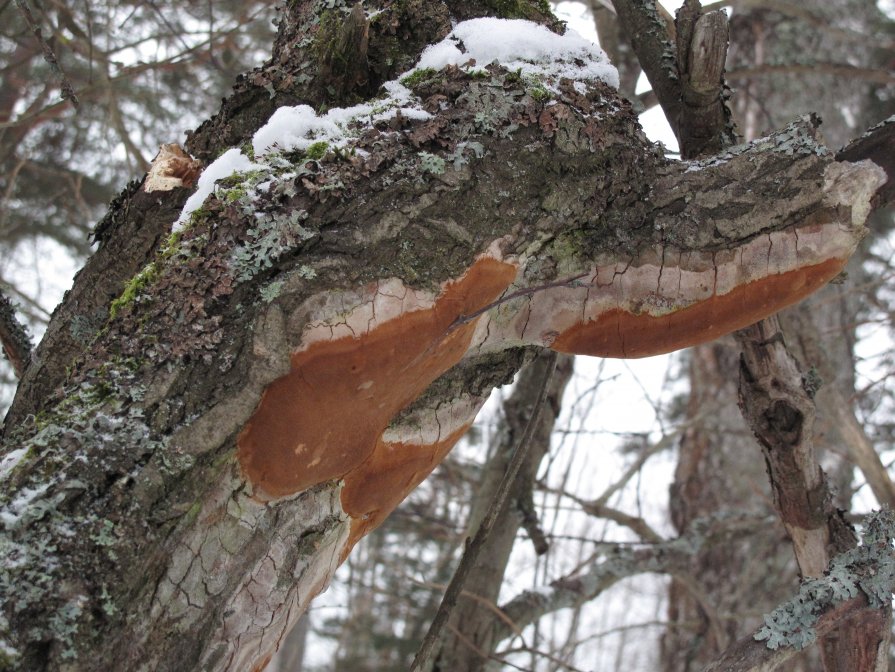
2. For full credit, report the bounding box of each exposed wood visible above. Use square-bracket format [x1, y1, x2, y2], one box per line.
[836, 115, 894, 207]
[675, 0, 737, 157]
[735, 317, 841, 575]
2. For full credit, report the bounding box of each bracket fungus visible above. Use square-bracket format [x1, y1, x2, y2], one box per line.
[238, 257, 518, 548]
[238, 156, 884, 553]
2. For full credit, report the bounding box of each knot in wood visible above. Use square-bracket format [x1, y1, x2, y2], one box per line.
[765, 399, 803, 441]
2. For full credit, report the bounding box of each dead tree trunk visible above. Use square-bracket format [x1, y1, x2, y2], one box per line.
[0, 2, 888, 671]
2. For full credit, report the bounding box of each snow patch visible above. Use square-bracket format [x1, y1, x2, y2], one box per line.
[415, 18, 619, 89]
[250, 94, 429, 156]
[0, 447, 27, 481]
[172, 18, 618, 230]
[0, 483, 49, 526]
[0, 638, 18, 662]
[175, 148, 260, 229]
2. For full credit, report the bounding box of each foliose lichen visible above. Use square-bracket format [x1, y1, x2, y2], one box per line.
[754, 509, 895, 650]
[231, 209, 317, 282]
[418, 151, 446, 175]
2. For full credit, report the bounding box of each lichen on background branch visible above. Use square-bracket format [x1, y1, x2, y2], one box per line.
[754, 509, 895, 651]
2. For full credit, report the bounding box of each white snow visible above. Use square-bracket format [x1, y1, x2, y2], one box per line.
[416, 18, 619, 88]
[0, 639, 18, 662]
[172, 18, 619, 229]
[0, 483, 48, 526]
[175, 148, 260, 229]
[252, 105, 344, 155]
[250, 96, 430, 156]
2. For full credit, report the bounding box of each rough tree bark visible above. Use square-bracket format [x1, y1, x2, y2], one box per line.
[0, 2, 889, 672]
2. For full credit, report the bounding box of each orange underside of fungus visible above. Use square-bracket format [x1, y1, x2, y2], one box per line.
[238, 249, 847, 548]
[552, 257, 846, 357]
[237, 257, 518, 545]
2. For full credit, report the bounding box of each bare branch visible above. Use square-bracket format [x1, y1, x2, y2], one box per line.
[703, 511, 895, 672]
[735, 316, 892, 669]
[13, 0, 80, 111]
[609, 0, 682, 136]
[498, 513, 771, 640]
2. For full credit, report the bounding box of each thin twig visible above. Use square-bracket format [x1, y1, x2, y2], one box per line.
[14, 0, 80, 110]
[449, 273, 589, 330]
[409, 352, 559, 672]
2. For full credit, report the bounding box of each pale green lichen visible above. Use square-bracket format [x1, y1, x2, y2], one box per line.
[754, 510, 895, 650]
[0, 362, 160, 664]
[231, 209, 316, 282]
[297, 265, 317, 280]
[260, 280, 285, 304]
[418, 151, 445, 175]
[49, 597, 85, 660]
[449, 141, 486, 170]
[91, 520, 117, 547]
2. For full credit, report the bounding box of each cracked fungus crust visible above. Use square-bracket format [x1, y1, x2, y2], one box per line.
[477, 218, 860, 358]
[238, 214, 861, 547]
[237, 256, 518, 545]
[550, 257, 846, 357]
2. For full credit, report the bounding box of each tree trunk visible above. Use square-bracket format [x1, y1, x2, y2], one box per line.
[0, 2, 887, 671]
[661, 342, 811, 672]
[428, 352, 574, 672]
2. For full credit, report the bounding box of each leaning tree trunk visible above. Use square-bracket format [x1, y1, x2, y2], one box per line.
[427, 352, 574, 672]
[661, 1, 892, 667]
[0, 2, 888, 671]
[602, 0, 894, 669]
[661, 341, 809, 672]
